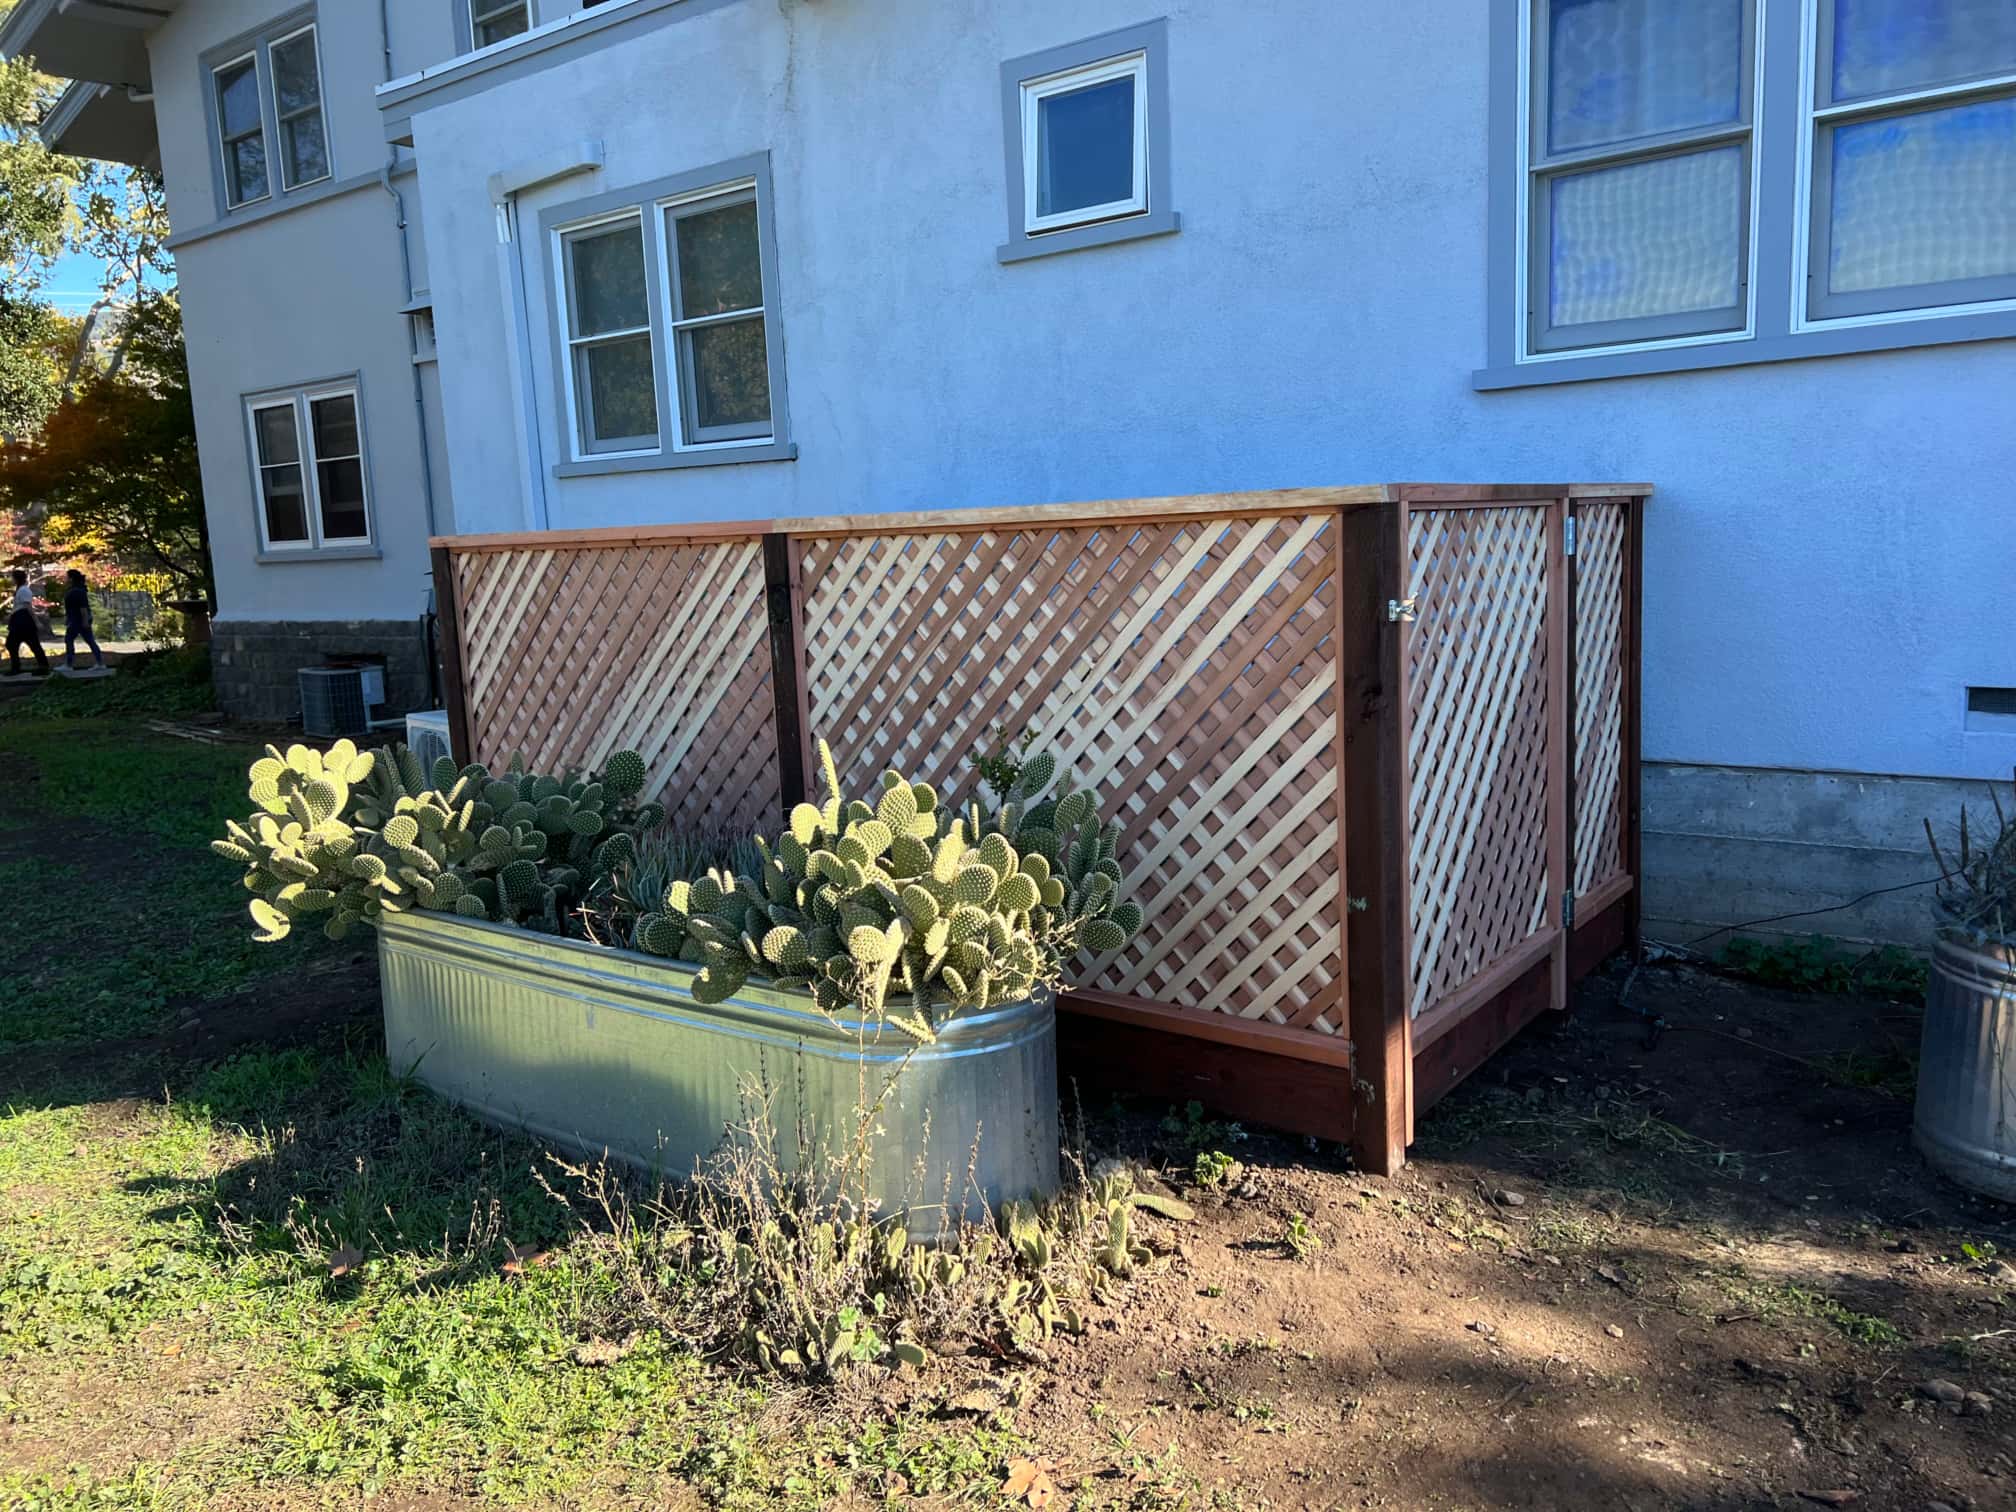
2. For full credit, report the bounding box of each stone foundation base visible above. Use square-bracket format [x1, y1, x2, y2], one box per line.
[210, 618, 433, 723]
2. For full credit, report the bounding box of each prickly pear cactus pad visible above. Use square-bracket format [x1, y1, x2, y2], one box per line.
[213, 741, 659, 944]
[630, 739, 1141, 1041]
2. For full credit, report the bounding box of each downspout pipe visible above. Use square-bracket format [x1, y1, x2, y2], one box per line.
[378, 0, 440, 540]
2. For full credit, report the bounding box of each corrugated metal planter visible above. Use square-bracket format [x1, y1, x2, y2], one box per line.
[378, 910, 1059, 1237]
[1914, 932, 2016, 1202]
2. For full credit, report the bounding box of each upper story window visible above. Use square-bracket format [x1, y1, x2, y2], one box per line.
[246, 381, 375, 557]
[1481, 0, 2016, 387]
[539, 154, 794, 477]
[203, 9, 330, 215]
[998, 20, 1181, 264]
[456, 0, 618, 54]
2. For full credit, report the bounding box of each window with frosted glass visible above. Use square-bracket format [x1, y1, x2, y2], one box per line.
[1020, 52, 1149, 234]
[214, 55, 268, 207]
[1527, 0, 1755, 352]
[561, 218, 660, 452]
[1808, 0, 2016, 319]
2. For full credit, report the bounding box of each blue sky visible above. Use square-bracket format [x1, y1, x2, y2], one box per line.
[40, 246, 115, 313]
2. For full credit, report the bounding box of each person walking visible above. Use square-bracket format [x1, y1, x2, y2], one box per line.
[62, 569, 105, 672]
[6, 568, 49, 677]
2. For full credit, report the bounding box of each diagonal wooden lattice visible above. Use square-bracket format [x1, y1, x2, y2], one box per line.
[1573, 503, 1628, 899]
[797, 513, 1344, 1033]
[450, 540, 780, 835]
[1404, 506, 1555, 1019]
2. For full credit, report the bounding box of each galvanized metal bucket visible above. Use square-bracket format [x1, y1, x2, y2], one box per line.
[378, 910, 1060, 1238]
[1914, 932, 2016, 1202]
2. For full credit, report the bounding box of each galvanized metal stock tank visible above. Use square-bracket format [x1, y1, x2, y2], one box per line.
[1915, 932, 2016, 1202]
[378, 911, 1060, 1237]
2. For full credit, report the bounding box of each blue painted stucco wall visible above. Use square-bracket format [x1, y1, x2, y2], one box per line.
[404, 0, 2016, 785]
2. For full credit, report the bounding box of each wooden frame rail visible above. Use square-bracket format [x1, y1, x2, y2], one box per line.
[431, 483, 1649, 1175]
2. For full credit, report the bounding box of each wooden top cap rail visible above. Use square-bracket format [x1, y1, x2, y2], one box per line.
[429, 482, 1653, 554]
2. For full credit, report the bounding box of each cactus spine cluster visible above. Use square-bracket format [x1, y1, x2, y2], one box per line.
[214, 740, 661, 942]
[630, 740, 1140, 1039]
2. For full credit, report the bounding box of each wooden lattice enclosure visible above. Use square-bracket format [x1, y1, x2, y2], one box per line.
[431, 484, 1647, 1174]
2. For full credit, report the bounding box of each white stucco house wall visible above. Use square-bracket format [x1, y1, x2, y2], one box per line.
[9, 0, 2016, 948]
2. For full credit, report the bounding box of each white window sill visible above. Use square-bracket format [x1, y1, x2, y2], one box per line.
[553, 439, 797, 479]
[998, 208, 1180, 265]
[1475, 307, 2016, 390]
[256, 544, 383, 564]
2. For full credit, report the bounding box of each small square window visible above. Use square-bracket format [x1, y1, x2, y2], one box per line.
[1022, 53, 1148, 234]
[999, 20, 1179, 264]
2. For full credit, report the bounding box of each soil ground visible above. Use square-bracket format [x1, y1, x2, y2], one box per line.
[3, 712, 2012, 1509]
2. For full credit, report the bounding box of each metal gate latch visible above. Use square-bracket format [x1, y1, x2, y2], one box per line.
[1386, 597, 1418, 623]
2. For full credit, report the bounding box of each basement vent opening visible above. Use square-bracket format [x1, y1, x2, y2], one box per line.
[1965, 686, 2016, 732]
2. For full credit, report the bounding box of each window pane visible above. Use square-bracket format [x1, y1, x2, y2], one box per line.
[684, 316, 770, 432]
[1831, 0, 2016, 102]
[1547, 0, 1744, 154]
[673, 200, 763, 318]
[284, 112, 327, 186]
[475, 3, 531, 47]
[1547, 145, 1744, 326]
[230, 135, 268, 203]
[1037, 74, 1138, 217]
[216, 59, 260, 137]
[271, 32, 320, 116]
[253, 405, 299, 465]
[578, 336, 658, 443]
[261, 464, 308, 543]
[317, 457, 369, 541]
[1827, 98, 2016, 294]
[310, 395, 359, 459]
[568, 223, 648, 336]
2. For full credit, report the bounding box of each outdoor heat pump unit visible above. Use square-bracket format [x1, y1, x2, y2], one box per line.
[298, 666, 372, 738]
[406, 709, 451, 771]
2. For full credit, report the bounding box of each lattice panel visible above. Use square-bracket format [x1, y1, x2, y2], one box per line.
[797, 514, 1344, 1033]
[1404, 506, 1556, 1018]
[1573, 503, 1628, 899]
[450, 540, 780, 835]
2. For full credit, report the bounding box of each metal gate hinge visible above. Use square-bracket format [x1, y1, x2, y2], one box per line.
[1386, 597, 1417, 623]
[1564, 516, 1578, 557]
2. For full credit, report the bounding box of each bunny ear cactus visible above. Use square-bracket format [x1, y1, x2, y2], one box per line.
[632, 739, 1141, 1041]
[215, 741, 659, 943]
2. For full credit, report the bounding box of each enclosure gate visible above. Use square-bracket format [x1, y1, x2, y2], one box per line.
[431, 484, 1647, 1175]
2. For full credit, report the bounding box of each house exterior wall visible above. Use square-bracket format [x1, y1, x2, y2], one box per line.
[388, 0, 2012, 944]
[144, 0, 460, 713]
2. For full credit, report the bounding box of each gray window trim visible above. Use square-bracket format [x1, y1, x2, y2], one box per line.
[997, 18, 1180, 266]
[242, 374, 383, 562]
[1479, 0, 2016, 390]
[1525, 0, 1758, 354]
[199, 6, 328, 222]
[537, 152, 794, 479]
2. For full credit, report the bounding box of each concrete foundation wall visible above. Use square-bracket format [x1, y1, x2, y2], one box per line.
[211, 619, 434, 723]
[1641, 763, 2003, 952]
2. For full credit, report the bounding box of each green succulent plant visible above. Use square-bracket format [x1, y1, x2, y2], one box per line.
[631, 738, 1141, 1039]
[214, 740, 661, 943]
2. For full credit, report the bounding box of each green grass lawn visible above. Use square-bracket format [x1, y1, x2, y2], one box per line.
[0, 716, 1052, 1510]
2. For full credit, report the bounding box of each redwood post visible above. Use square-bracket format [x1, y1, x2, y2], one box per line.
[1341, 497, 1410, 1176]
[762, 532, 813, 812]
[429, 543, 473, 767]
[1623, 494, 1646, 956]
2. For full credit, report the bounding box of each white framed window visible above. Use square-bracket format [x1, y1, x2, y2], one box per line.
[558, 212, 660, 455]
[203, 9, 332, 216]
[213, 52, 268, 208]
[541, 155, 792, 474]
[1020, 51, 1150, 235]
[268, 24, 330, 191]
[1799, 0, 2016, 324]
[246, 383, 374, 555]
[471, 0, 532, 48]
[1522, 0, 1760, 355]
